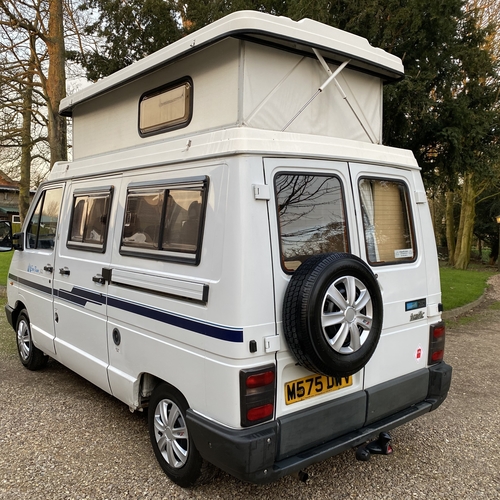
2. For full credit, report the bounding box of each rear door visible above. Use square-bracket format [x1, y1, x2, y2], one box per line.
[53, 177, 120, 393]
[349, 163, 431, 388]
[263, 158, 364, 418]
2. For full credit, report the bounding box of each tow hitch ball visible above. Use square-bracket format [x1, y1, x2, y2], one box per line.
[355, 432, 393, 461]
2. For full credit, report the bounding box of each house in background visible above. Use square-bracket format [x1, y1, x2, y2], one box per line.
[0, 171, 35, 223]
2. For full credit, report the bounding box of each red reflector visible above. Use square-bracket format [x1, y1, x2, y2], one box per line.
[247, 404, 273, 421]
[246, 371, 275, 389]
[433, 326, 445, 338]
[431, 350, 444, 362]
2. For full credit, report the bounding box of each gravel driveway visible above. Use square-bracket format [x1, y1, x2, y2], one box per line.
[1, 279, 499, 500]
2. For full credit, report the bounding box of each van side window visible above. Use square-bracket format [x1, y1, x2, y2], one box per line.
[67, 187, 113, 252]
[121, 178, 207, 264]
[26, 187, 63, 250]
[359, 178, 416, 265]
[275, 173, 348, 272]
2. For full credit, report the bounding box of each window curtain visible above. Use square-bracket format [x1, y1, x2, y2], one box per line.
[359, 180, 379, 262]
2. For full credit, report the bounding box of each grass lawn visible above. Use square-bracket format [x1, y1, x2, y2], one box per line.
[0, 250, 13, 286]
[0, 250, 494, 312]
[439, 266, 494, 311]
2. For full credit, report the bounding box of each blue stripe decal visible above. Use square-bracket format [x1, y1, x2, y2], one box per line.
[17, 276, 53, 296]
[10, 273, 244, 343]
[56, 287, 105, 307]
[108, 296, 244, 343]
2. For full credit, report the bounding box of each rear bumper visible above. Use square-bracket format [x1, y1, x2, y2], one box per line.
[187, 362, 452, 484]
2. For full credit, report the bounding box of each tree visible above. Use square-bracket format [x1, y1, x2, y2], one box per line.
[71, 0, 184, 81]
[183, 0, 287, 33]
[474, 187, 500, 263]
[71, 0, 292, 80]
[46, 0, 67, 166]
[444, 2, 500, 268]
[18, 33, 36, 220]
[470, 0, 500, 60]
[0, 0, 70, 218]
[0, 0, 68, 168]
[0, 11, 48, 219]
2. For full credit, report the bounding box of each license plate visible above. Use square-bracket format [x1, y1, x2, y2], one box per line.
[285, 374, 353, 405]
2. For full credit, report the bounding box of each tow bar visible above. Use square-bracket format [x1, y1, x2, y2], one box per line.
[355, 432, 393, 461]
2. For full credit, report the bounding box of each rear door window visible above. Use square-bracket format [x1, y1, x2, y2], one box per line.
[359, 178, 416, 265]
[275, 173, 348, 272]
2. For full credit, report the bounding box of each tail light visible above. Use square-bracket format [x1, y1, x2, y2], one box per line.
[240, 364, 276, 427]
[428, 321, 446, 364]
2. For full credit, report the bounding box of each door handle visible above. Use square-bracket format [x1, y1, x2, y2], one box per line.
[43, 264, 54, 273]
[92, 275, 105, 285]
[59, 267, 70, 276]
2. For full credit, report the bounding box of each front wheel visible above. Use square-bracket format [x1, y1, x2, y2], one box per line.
[148, 383, 215, 487]
[16, 309, 48, 371]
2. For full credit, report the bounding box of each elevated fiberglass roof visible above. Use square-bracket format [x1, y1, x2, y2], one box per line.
[59, 11, 404, 117]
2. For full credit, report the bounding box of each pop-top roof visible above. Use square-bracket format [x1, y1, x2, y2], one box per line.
[60, 11, 404, 117]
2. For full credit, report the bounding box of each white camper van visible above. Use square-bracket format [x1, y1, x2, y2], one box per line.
[3, 11, 451, 487]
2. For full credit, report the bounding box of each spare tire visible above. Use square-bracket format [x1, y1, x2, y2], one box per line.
[283, 253, 383, 377]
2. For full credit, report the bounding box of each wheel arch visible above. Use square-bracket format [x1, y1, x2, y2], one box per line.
[137, 372, 191, 411]
[137, 372, 162, 408]
[10, 300, 27, 331]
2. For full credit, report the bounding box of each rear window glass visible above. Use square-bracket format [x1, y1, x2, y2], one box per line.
[275, 173, 348, 272]
[359, 178, 416, 265]
[121, 178, 207, 265]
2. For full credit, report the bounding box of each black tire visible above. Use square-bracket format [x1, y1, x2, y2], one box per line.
[283, 253, 383, 377]
[16, 309, 48, 371]
[148, 383, 216, 487]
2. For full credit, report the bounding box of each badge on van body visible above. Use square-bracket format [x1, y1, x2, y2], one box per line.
[405, 298, 426, 311]
[406, 298, 426, 321]
[409, 311, 425, 321]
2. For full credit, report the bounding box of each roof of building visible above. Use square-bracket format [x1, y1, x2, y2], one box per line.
[0, 171, 18, 189]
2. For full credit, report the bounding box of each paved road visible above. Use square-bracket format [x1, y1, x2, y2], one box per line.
[1, 283, 499, 500]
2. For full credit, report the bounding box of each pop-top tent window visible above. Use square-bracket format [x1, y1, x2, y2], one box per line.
[139, 79, 192, 136]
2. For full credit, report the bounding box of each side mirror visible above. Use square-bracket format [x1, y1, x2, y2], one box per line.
[0, 221, 13, 251]
[12, 231, 24, 251]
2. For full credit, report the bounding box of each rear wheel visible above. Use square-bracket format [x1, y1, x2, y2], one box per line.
[16, 309, 48, 371]
[148, 383, 215, 487]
